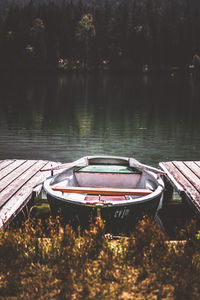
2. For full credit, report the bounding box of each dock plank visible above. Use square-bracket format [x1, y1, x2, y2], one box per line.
[0, 160, 36, 192]
[0, 160, 48, 208]
[0, 160, 26, 180]
[0, 160, 60, 229]
[184, 161, 200, 179]
[161, 162, 199, 198]
[195, 161, 200, 168]
[173, 161, 200, 193]
[160, 161, 200, 215]
[0, 159, 14, 171]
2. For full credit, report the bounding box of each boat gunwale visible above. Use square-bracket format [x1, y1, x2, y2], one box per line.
[43, 156, 165, 207]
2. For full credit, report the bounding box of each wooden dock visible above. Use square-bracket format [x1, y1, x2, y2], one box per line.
[0, 159, 60, 230]
[1, 158, 199, 230]
[159, 161, 200, 216]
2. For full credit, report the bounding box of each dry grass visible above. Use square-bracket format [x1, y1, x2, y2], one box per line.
[0, 216, 200, 299]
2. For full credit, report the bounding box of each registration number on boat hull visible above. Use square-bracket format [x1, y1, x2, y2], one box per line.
[114, 208, 130, 219]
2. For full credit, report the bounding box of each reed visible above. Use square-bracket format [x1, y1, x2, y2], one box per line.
[0, 216, 200, 299]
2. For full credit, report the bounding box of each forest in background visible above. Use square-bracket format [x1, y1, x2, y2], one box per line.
[0, 0, 200, 71]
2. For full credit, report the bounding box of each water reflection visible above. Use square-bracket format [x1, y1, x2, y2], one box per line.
[0, 72, 200, 165]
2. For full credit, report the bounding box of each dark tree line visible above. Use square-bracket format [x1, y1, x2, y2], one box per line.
[0, 0, 200, 71]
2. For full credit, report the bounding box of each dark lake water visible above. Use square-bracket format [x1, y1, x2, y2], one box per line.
[0, 71, 200, 167]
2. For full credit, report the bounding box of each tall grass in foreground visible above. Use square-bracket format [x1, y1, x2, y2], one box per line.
[0, 217, 200, 299]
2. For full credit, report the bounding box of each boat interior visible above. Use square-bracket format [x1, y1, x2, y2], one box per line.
[51, 164, 157, 201]
[75, 171, 141, 189]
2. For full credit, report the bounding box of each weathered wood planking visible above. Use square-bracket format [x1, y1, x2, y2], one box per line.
[0, 159, 14, 171]
[0, 159, 60, 230]
[159, 161, 200, 216]
[0, 160, 35, 194]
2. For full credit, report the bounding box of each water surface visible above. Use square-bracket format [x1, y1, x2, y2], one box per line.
[0, 71, 200, 167]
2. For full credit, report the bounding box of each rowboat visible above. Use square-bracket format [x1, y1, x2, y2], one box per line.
[43, 156, 165, 231]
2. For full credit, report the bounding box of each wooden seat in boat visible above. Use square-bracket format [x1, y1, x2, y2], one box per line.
[52, 186, 152, 196]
